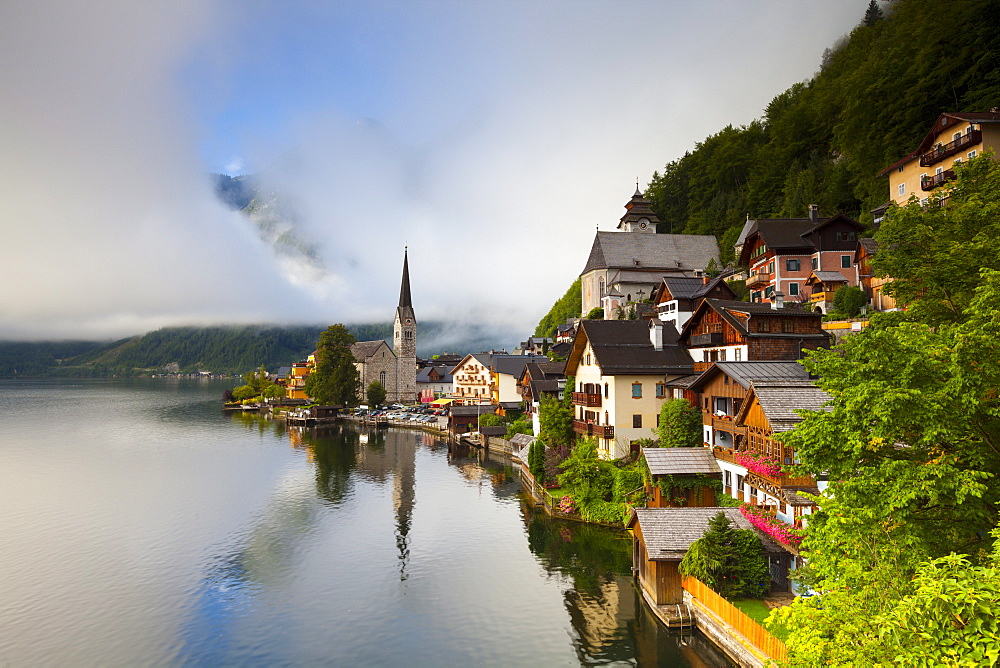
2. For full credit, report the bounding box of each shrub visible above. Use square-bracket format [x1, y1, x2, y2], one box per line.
[833, 285, 868, 317]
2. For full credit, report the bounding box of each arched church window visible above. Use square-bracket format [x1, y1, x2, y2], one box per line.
[599, 277, 605, 297]
[379, 371, 386, 386]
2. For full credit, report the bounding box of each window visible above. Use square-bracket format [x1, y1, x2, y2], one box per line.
[782, 318, 794, 333]
[632, 383, 642, 398]
[655, 383, 666, 398]
[841, 255, 851, 269]
[767, 261, 774, 275]
[969, 150, 978, 159]
[954, 132, 963, 142]
[379, 371, 386, 386]
[719, 349, 726, 361]
[786, 258, 800, 272]
[811, 257, 819, 270]
[604, 383, 608, 398]
[835, 232, 856, 242]
[788, 282, 799, 296]
[724, 470, 732, 488]
[633, 414, 642, 428]
[897, 183, 906, 196]
[750, 290, 760, 303]
[935, 166, 943, 176]
[734, 348, 742, 361]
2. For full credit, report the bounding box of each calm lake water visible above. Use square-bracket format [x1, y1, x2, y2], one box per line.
[0, 378, 731, 666]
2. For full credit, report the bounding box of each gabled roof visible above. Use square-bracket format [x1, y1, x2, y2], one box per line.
[657, 275, 735, 302]
[567, 320, 693, 376]
[806, 271, 850, 285]
[642, 448, 721, 476]
[582, 231, 720, 275]
[679, 299, 826, 344]
[351, 339, 393, 362]
[858, 237, 879, 256]
[493, 355, 551, 378]
[735, 380, 832, 432]
[416, 366, 452, 383]
[687, 361, 809, 392]
[618, 186, 662, 230]
[628, 507, 782, 560]
[800, 213, 865, 240]
[737, 219, 816, 265]
[449, 353, 494, 375]
[879, 112, 1000, 175]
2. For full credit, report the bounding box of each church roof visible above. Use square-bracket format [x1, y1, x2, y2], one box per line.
[350, 340, 392, 361]
[618, 186, 662, 230]
[582, 231, 720, 275]
[399, 248, 412, 309]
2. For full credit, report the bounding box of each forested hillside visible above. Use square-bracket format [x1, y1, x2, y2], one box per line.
[646, 0, 1000, 264]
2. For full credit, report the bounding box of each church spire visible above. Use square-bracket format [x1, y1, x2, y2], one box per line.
[398, 247, 412, 309]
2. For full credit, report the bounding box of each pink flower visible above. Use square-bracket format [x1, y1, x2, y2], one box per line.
[740, 504, 802, 546]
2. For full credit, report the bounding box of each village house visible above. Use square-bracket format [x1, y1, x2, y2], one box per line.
[416, 365, 452, 403]
[679, 299, 830, 365]
[514, 336, 553, 356]
[580, 187, 720, 317]
[875, 111, 1000, 219]
[490, 354, 551, 404]
[652, 275, 737, 331]
[641, 447, 721, 508]
[855, 238, 897, 311]
[448, 353, 494, 404]
[565, 319, 693, 460]
[628, 507, 784, 607]
[516, 361, 566, 435]
[735, 208, 865, 311]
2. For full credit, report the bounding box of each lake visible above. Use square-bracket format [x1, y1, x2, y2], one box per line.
[0, 378, 731, 666]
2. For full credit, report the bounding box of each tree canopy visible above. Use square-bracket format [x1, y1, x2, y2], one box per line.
[304, 325, 359, 406]
[656, 398, 703, 447]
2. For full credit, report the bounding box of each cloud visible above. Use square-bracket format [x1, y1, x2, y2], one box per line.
[0, 0, 864, 342]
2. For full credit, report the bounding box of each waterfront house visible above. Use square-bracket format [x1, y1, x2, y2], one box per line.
[580, 187, 720, 317]
[565, 319, 693, 460]
[679, 299, 829, 365]
[652, 275, 736, 331]
[490, 354, 551, 404]
[416, 365, 452, 403]
[516, 361, 566, 435]
[448, 405, 492, 435]
[641, 447, 721, 508]
[629, 507, 778, 605]
[877, 111, 1000, 211]
[449, 353, 494, 403]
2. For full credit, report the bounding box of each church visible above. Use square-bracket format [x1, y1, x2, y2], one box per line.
[350, 249, 418, 403]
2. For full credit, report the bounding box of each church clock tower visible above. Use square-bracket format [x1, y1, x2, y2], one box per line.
[393, 248, 417, 401]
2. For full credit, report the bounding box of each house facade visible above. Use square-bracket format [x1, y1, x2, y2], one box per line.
[855, 238, 897, 311]
[565, 320, 693, 459]
[878, 111, 1000, 209]
[449, 353, 494, 403]
[653, 275, 736, 331]
[679, 299, 829, 364]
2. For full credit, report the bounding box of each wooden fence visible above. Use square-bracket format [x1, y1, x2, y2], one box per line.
[681, 575, 787, 662]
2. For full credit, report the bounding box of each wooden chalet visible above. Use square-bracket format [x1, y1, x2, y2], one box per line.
[652, 275, 737, 331]
[641, 448, 721, 508]
[629, 507, 781, 606]
[804, 271, 849, 314]
[679, 299, 830, 365]
[855, 237, 897, 312]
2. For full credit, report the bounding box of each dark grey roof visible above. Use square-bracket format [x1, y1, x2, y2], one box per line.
[689, 361, 809, 392]
[530, 379, 562, 401]
[450, 406, 492, 417]
[398, 248, 412, 309]
[351, 340, 392, 361]
[663, 374, 699, 388]
[858, 238, 879, 255]
[630, 508, 760, 560]
[577, 320, 693, 375]
[642, 448, 721, 476]
[582, 231, 720, 275]
[416, 367, 452, 383]
[781, 488, 820, 507]
[680, 299, 828, 344]
[481, 426, 508, 436]
[523, 361, 566, 380]
[809, 271, 850, 284]
[493, 355, 550, 377]
[510, 433, 535, 448]
[750, 380, 832, 432]
[608, 269, 669, 284]
[660, 275, 733, 301]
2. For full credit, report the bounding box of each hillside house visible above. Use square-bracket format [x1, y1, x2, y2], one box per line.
[652, 275, 736, 331]
[516, 361, 566, 435]
[679, 299, 829, 364]
[565, 319, 693, 459]
[855, 238, 897, 311]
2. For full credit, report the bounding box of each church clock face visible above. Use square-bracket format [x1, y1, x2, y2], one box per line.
[405, 319, 412, 325]
[638, 218, 649, 230]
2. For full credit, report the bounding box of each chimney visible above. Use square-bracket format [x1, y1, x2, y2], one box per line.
[649, 320, 665, 351]
[771, 291, 785, 310]
[808, 204, 819, 223]
[702, 274, 710, 285]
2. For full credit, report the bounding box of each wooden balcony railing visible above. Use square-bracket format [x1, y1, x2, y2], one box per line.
[572, 420, 614, 439]
[690, 332, 724, 346]
[745, 272, 772, 288]
[921, 169, 956, 191]
[707, 415, 745, 433]
[712, 445, 737, 465]
[571, 392, 602, 407]
[808, 290, 835, 303]
[920, 129, 981, 166]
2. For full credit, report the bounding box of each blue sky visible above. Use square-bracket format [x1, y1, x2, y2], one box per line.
[0, 0, 870, 341]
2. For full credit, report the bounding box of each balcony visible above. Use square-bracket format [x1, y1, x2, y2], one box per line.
[745, 272, 772, 288]
[920, 129, 981, 166]
[808, 290, 835, 303]
[571, 392, 602, 407]
[712, 445, 737, 465]
[707, 415, 745, 434]
[921, 169, 956, 191]
[572, 420, 614, 439]
[690, 332, 724, 346]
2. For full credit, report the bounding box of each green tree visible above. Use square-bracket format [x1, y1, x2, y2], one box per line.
[478, 412, 505, 428]
[528, 438, 546, 484]
[586, 307, 604, 319]
[366, 380, 387, 407]
[832, 284, 867, 317]
[656, 398, 703, 447]
[772, 270, 1000, 664]
[535, 278, 582, 338]
[538, 393, 575, 449]
[304, 324, 359, 406]
[505, 416, 532, 439]
[556, 440, 616, 505]
[680, 511, 769, 599]
[862, 0, 884, 26]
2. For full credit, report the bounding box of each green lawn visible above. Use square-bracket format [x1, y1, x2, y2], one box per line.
[732, 599, 790, 642]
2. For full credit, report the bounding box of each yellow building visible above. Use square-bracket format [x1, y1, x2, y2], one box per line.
[564, 320, 693, 460]
[877, 111, 1000, 215]
[284, 358, 313, 400]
